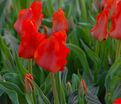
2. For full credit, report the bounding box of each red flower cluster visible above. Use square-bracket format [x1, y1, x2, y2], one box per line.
[91, 0, 121, 40]
[14, 1, 70, 73]
[114, 98, 121, 104]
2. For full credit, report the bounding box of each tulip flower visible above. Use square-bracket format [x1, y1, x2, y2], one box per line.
[34, 31, 70, 73]
[14, 1, 43, 37]
[101, 0, 115, 8]
[110, 1, 121, 39]
[91, 0, 121, 41]
[52, 9, 68, 32]
[14, 0, 69, 73]
[19, 32, 45, 59]
[114, 98, 121, 104]
[14, 1, 45, 59]
[91, 8, 108, 41]
[34, 9, 70, 73]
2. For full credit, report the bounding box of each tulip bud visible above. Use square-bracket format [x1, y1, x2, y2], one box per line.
[24, 73, 33, 93]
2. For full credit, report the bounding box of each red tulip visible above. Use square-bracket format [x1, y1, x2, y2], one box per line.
[24, 73, 33, 92]
[14, 2, 70, 73]
[14, 8, 32, 36]
[30, 1, 44, 29]
[30, 1, 43, 20]
[110, 1, 121, 39]
[22, 19, 37, 35]
[101, 0, 121, 15]
[52, 9, 68, 33]
[34, 9, 69, 73]
[19, 32, 45, 59]
[14, 1, 43, 37]
[101, 0, 115, 8]
[91, 8, 108, 41]
[114, 98, 121, 104]
[34, 31, 70, 73]
[14, 1, 45, 59]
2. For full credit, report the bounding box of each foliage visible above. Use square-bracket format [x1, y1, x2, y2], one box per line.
[0, 0, 120, 104]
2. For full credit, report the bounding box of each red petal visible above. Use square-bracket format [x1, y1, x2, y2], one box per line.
[114, 98, 121, 104]
[22, 19, 37, 35]
[31, 1, 44, 28]
[34, 37, 60, 73]
[101, 0, 115, 8]
[14, 1, 43, 37]
[52, 31, 67, 42]
[110, 1, 121, 39]
[52, 8, 68, 32]
[14, 9, 33, 36]
[19, 32, 45, 59]
[31, 1, 42, 20]
[34, 32, 69, 73]
[91, 8, 108, 41]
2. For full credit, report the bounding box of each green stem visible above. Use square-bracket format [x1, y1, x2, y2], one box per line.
[80, 0, 87, 21]
[28, 59, 32, 73]
[48, 0, 54, 16]
[58, 0, 64, 8]
[28, 59, 35, 104]
[50, 73, 60, 104]
[80, 0, 93, 44]
[30, 93, 35, 104]
[95, 41, 100, 56]
[115, 41, 121, 62]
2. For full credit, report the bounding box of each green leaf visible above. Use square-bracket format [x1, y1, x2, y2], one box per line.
[33, 82, 51, 104]
[112, 82, 121, 100]
[68, 91, 78, 104]
[0, 80, 27, 103]
[0, 84, 19, 104]
[80, 0, 87, 21]
[0, 35, 14, 66]
[80, 39, 101, 67]
[106, 59, 121, 79]
[67, 43, 93, 80]
[72, 74, 80, 90]
[15, 55, 27, 76]
[80, 39, 101, 82]
[25, 94, 34, 104]
[3, 72, 24, 92]
[0, 88, 4, 96]
[56, 72, 66, 104]
[86, 92, 102, 104]
[0, 0, 6, 16]
[105, 59, 121, 103]
[61, 67, 68, 86]
[46, 0, 54, 16]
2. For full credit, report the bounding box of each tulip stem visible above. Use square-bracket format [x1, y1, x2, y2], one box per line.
[80, 0, 87, 21]
[115, 41, 121, 62]
[30, 93, 35, 104]
[28, 59, 33, 73]
[50, 73, 60, 104]
[28, 59, 35, 104]
[58, 0, 64, 8]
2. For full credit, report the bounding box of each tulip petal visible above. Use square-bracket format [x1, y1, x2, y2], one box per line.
[110, 1, 121, 39]
[52, 8, 68, 32]
[114, 98, 121, 104]
[19, 32, 45, 59]
[91, 8, 108, 41]
[34, 32, 69, 73]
